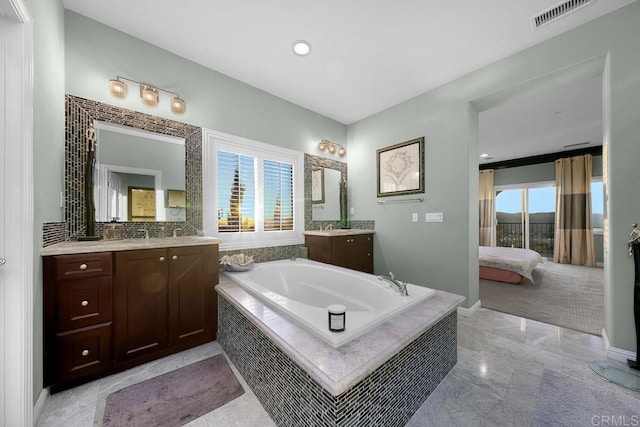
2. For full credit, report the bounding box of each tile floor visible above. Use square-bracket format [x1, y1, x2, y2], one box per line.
[37, 308, 640, 426]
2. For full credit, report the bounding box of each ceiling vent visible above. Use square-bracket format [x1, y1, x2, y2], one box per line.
[531, 0, 594, 30]
[563, 141, 591, 148]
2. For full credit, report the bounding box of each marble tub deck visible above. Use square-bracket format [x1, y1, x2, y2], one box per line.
[37, 308, 640, 426]
[216, 274, 464, 396]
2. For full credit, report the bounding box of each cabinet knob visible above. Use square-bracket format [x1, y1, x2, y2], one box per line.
[367, 253, 371, 257]
[81, 300, 89, 307]
[79, 263, 87, 270]
[159, 257, 165, 261]
[172, 255, 178, 260]
[81, 349, 89, 356]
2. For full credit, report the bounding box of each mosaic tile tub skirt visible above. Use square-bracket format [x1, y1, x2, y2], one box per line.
[217, 296, 457, 427]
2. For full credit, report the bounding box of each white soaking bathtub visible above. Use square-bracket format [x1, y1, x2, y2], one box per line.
[222, 258, 435, 347]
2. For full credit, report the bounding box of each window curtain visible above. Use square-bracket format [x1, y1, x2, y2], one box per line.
[553, 154, 596, 266]
[479, 170, 495, 246]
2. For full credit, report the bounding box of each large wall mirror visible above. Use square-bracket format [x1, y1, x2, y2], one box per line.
[94, 121, 186, 222]
[304, 154, 347, 228]
[65, 95, 202, 239]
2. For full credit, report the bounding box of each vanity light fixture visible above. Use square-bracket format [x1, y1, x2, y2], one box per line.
[108, 76, 186, 114]
[318, 139, 346, 157]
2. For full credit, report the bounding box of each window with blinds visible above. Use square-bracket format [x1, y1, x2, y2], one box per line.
[203, 128, 304, 250]
[264, 160, 294, 231]
[217, 151, 255, 232]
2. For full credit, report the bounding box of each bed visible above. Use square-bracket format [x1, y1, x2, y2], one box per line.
[479, 246, 543, 284]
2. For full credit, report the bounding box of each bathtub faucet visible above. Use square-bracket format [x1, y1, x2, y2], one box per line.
[378, 272, 409, 296]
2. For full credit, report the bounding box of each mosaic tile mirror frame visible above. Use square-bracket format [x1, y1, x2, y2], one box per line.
[65, 95, 202, 239]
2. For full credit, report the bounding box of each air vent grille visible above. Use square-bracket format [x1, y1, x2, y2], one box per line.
[563, 141, 591, 148]
[531, 0, 594, 29]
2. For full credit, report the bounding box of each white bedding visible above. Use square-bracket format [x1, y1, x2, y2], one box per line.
[479, 246, 543, 283]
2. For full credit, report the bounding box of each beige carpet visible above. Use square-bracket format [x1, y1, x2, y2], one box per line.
[480, 260, 604, 336]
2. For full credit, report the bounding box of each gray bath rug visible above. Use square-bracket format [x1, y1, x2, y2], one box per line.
[103, 354, 244, 426]
[532, 369, 640, 426]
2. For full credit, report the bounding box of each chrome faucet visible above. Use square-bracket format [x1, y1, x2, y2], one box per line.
[138, 228, 149, 239]
[378, 272, 409, 296]
[325, 224, 334, 231]
[173, 228, 182, 238]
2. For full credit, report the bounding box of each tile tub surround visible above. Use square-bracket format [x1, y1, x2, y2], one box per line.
[216, 276, 464, 425]
[40, 236, 221, 256]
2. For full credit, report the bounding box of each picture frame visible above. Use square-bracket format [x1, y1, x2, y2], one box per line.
[311, 168, 325, 203]
[376, 137, 424, 197]
[167, 189, 186, 208]
[128, 187, 156, 221]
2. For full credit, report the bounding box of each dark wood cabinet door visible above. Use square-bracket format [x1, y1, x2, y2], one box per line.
[168, 245, 218, 348]
[331, 236, 352, 269]
[114, 249, 169, 363]
[305, 235, 334, 264]
[348, 234, 374, 273]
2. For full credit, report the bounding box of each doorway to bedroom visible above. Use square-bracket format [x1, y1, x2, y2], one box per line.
[477, 75, 605, 337]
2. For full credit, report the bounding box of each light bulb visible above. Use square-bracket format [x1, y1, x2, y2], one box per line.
[141, 86, 158, 106]
[318, 141, 327, 151]
[338, 146, 346, 156]
[171, 97, 185, 114]
[109, 79, 126, 98]
[328, 144, 336, 154]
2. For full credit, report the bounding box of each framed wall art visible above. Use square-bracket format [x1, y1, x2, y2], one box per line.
[376, 137, 424, 197]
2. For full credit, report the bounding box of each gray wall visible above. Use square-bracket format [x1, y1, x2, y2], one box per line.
[27, 0, 66, 404]
[493, 156, 604, 264]
[347, 4, 640, 352]
[65, 11, 346, 155]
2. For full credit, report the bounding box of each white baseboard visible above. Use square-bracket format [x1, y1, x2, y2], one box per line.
[457, 300, 481, 317]
[33, 388, 49, 425]
[602, 328, 637, 363]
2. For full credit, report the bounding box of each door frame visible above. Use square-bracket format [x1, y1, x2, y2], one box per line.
[0, 0, 34, 425]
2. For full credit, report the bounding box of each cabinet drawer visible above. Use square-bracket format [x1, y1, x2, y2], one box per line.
[54, 252, 112, 281]
[57, 323, 112, 382]
[57, 277, 113, 331]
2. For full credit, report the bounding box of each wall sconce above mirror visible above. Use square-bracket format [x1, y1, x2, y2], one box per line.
[318, 139, 346, 157]
[109, 76, 186, 114]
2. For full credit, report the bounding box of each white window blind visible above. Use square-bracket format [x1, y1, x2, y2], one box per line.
[263, 160, 294, 231]
[217, 151, 255, 233]
[203, 129, 304, 250]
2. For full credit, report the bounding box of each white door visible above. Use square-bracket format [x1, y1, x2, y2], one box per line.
[1, 1, 34, 425]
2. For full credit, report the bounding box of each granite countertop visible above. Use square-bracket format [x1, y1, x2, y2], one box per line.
[303, 229, 376, 237]
[216, 275, 464, 396]
[41, 236, 221, 256]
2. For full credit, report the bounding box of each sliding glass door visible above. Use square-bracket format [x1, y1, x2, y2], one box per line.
[495, 184, 556, 257]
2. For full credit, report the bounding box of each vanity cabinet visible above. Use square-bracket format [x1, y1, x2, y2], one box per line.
[43, 241, 219, 392]
[43, 252, 114, 385]
[305, 233, 374, 273]
[114, 245, 218, 363]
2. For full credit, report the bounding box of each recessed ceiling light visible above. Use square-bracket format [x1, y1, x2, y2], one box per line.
[292, 40, 311, 56]
[480, 153, 490, 158]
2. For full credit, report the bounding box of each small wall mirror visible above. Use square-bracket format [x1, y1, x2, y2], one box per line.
[312, 167, 342, 220]
[304, 153, 347, 227]
[94, 121, 186, 222]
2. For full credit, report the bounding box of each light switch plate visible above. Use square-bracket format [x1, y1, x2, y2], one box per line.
[350, 207, 355, 215]
[425, 212, 444, 223]
[412, 213, 418, 222]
